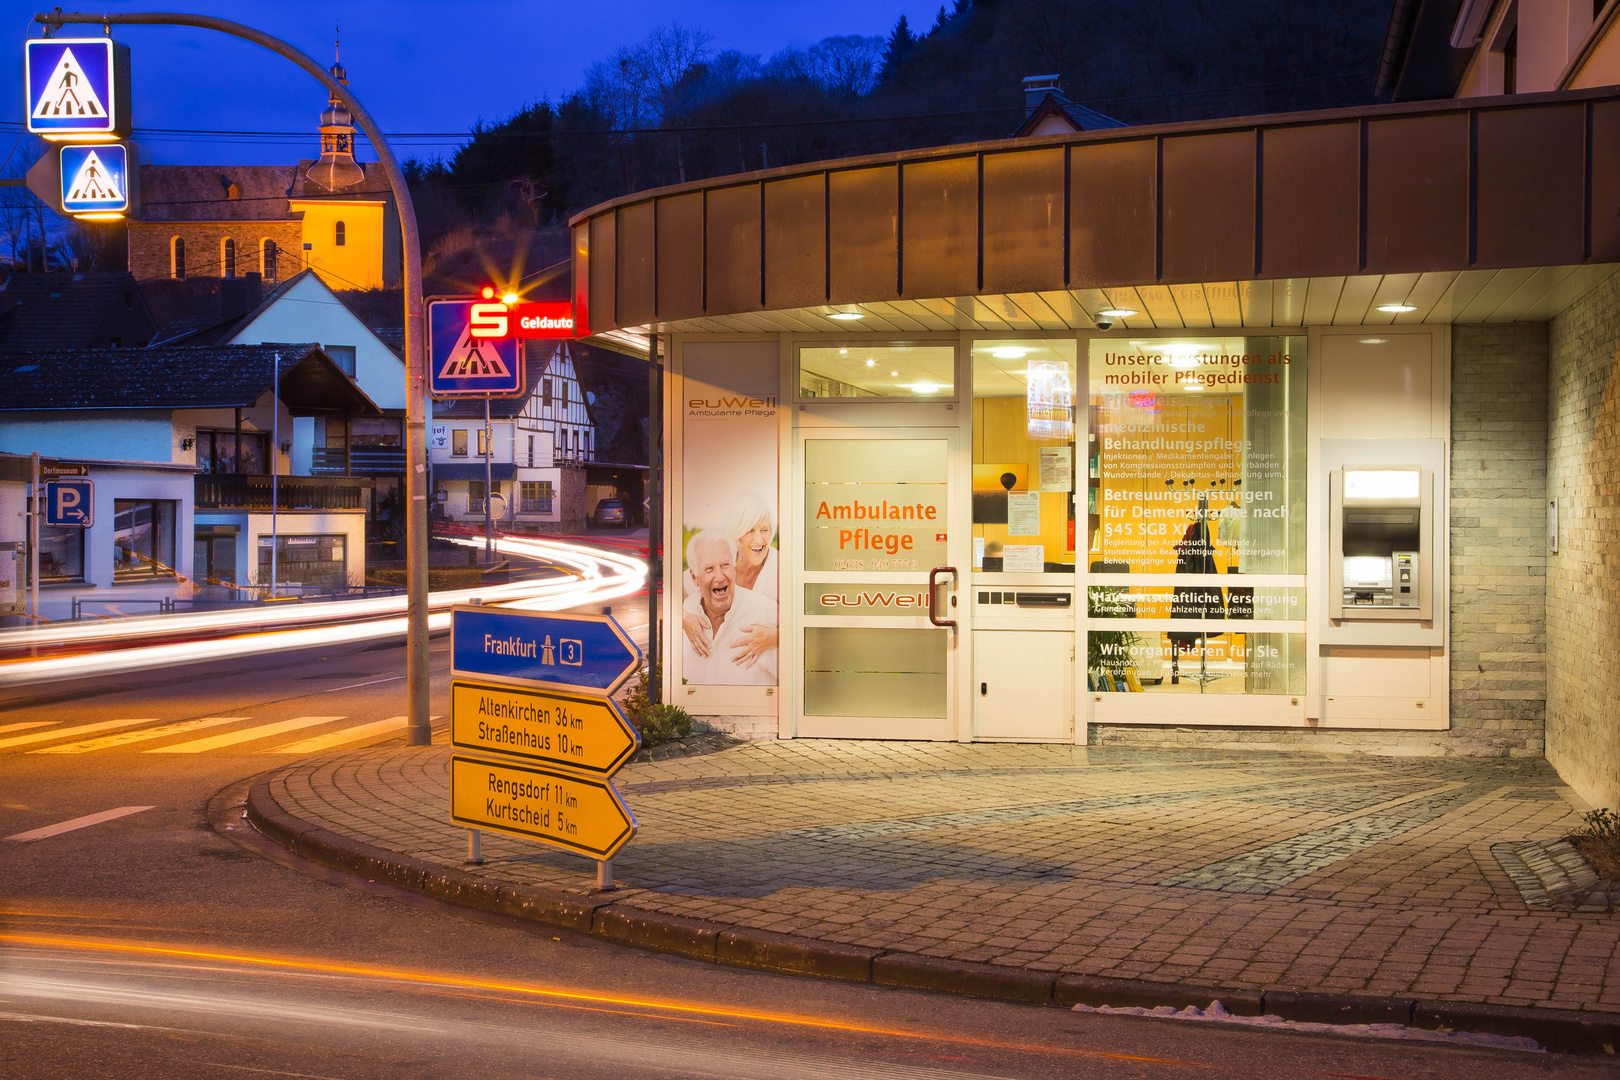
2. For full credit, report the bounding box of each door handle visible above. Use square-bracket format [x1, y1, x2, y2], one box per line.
[980, 682, 987, 696]
[929, 566, 958, 627]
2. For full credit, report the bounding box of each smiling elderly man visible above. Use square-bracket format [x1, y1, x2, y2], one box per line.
[681, 530, 778, 685]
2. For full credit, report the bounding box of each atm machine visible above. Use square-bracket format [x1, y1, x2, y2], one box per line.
[1328, 465, 1433, 622]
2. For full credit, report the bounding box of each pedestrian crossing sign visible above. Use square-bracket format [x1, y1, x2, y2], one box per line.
[429, 299, 524, 397]
[60, 144, 129, 215]
[26, 38, 131, 137]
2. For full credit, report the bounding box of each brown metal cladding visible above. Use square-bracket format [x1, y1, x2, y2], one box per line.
[1261, 123, 1361, 278]
[568, 88, 1620, 330]
[763, 173, 827, 310]
[900, 156, 978, 299]
[704, 183, 762, 315]
[1162, 131, 1257, 283]
[588, 212, 616, 332]
[1476, 105, 1586, 268]
[616, 200, 656, 329]
[1591, 101, 1620, 262]
[1365, 114, 1469, 272]
[982, 147, 1065, 294]
[1069, 139, 1157, 288]
[571, 223, 590, 335]
[656, 193, 704, 319]
[828, 166, 899, 303]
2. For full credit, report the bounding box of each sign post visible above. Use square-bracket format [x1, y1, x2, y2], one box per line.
[450, 605, 642, 886]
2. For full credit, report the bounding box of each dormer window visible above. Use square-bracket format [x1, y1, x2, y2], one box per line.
[227, 182, 241, 200]
[334, 221, 346, 247]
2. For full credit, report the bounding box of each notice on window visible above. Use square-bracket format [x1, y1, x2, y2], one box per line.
[1003, 544, 1044, 572]
[1038, 447, 1072, 492]
[1007, 492, 1041, 536]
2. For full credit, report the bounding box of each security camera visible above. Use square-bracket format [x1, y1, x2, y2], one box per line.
[1095, 316, 1113, 331]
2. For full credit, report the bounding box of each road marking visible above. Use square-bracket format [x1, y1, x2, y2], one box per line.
[146, 716, 344, 754]
[0, 721, 57, 736]
[32, 717, 247, 755]
[272, 715, 410, 754]
[5, 806, 154, 842]
[0, 718, 158, 751]
[323, 675, 404, 693]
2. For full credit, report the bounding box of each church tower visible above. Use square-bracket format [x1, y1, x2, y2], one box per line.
[305, 36, 364, 192]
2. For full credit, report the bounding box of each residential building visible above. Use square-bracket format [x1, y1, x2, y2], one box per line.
[0, 272, 157, 351]
[1379, 0, 1620, 100]
[0, 344, 380, 620]
[126, 55, 398, 290]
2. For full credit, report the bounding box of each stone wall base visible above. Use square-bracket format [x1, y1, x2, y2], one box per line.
[1091, 724, 1544, 758]
[693, 714, 779, 740]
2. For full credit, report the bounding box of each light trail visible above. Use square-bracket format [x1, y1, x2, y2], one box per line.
[0, 536, 646, 688]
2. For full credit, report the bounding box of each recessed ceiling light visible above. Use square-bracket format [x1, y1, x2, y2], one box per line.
[1376, 303, 1417, 314]
[839, 348, 848, 355]
[990, 346, 1028, 360]
[889, 371, 899, 376]
[910, 383, 940, 394]
[865, 359, 875, 367]
[828, 311, 864, 321]
[1099, 308, 1138, 318]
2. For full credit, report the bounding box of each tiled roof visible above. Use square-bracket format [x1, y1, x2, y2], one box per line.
[0, 273, 151, 352]
[148, 271, 307, 347]
[138, 165, 299, 222]
[0, 344, 379, 416]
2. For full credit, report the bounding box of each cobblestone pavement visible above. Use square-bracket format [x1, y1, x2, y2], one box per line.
[264, 739, 1620, 1013]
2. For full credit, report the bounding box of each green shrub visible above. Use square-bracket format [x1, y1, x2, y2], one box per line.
[620, 662, 695, 747]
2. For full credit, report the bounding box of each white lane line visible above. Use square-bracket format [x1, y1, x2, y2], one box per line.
[271, 714, 430, 754]
[32, 717, 248, 755]
[146, 716, 344, 755]
[5, 805, 155, 842]
[0, 718, 159, 751]
[323, 675, 405, 693]
[0, 721, 57, 736]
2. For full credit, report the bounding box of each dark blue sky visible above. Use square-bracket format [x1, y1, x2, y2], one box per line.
[4, 1, 936, 167]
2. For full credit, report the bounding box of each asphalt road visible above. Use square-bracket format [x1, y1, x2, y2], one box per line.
[0, 628, 1608, 1078]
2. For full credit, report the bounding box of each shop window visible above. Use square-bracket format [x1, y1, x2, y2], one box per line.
[262, 239, 278, 283]
[798, 344, 955, 399]
[171, 236, 185, 279]
[520, 480, 552, 514]
[334, 220, 346, 246]
[324, 344, 356, 376]
[971, 339, 1078, 575]
[39, 524, 85, 583]
[222, 237, 236, 279]
[468, 480, 488, 514]
[114, 500, 177, 581]
[194, 526, 238, 586]
[195, 430, 268, 474]
[257, 534, 346, 591]
[451, 429, 468, 456]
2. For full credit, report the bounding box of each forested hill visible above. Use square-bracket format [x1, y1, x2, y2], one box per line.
[412, 0, 1390, 232]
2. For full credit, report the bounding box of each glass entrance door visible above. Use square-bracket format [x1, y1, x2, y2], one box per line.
[796, 429, 961, 739]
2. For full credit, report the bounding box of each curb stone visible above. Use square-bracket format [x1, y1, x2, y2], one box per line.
[245, 771, 1619, 1055]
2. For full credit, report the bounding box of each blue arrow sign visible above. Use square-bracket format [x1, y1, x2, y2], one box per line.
[27, 38, 127, 137]
[44, 479, 93, 528]
[452, 607, 641, 695]
[428, 299, 523, 398]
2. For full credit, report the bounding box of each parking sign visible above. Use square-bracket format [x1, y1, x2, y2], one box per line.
[45, 479, 94, 527]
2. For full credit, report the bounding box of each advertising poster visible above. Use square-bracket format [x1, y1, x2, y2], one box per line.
[681, 343, 779, 686]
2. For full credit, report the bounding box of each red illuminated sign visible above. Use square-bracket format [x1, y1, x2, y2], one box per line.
[467, 302, 510, 338]
[510, 302, 575, 339]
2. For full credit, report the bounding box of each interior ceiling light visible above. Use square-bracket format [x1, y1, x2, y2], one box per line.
[1376, 303, 1417, 313]
[839, 348, 848, 355]
[1183, 383, 1204, 391]
[990, 346, 1028, 360]
[889, 370, 899, 376]
[828, 310, 864, 321]
[1099, 307, 1138, 318]
[910, 382, 940, 394]
[864, 359, 875, 367]
[1359, 338, 1388, 345]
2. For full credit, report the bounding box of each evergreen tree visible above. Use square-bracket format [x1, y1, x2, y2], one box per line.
[952, 0, 972, 14]
[880, 15, 917, 81]
[932, 6, 951, 34]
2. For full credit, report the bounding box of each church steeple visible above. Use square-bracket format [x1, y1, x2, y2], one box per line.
[306, 27, 364, 192]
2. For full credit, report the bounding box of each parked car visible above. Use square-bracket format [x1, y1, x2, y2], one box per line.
[592, 498, 628, 528]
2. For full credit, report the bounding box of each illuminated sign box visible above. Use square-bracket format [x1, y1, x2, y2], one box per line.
[59, 143, 130, 216]
[26, 37, 131, 139]
[466, 302, 577, 341]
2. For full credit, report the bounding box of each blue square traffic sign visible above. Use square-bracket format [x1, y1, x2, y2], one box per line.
[26, 38, 129, 137]
[428, 299, 523, 398]
[60, 144, 129, 215]
[45, 479, 94, 528]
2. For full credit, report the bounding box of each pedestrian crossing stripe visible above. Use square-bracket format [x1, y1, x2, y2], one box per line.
[437, 328, 514, 380]
[65, 149, 122, 204]
[31, 47, 106, 120]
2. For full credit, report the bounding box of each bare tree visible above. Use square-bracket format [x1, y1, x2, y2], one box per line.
[809, 36, 884, 97]
[0, 138, 48, 271]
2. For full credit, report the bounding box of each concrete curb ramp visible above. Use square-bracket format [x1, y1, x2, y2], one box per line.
[246, 775, 1620, 1055]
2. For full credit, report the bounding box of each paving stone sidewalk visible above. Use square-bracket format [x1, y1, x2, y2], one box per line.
[262, 738, 1620, 1014]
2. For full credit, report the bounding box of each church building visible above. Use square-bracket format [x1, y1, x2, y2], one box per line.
[126, 52, 399, 291]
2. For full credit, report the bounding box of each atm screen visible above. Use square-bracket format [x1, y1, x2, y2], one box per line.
[1343, 555, 1392, 589]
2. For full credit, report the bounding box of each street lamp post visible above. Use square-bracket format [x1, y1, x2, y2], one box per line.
[34, 10, 432, 745]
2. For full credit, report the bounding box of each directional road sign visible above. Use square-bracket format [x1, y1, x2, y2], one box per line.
[452, 680, 639, 775]
[450, 755, 636, 859]
[26, 37, 131, 137]
[44, 479, 93, 527]
[60, 143, 128, 215]
[428, 299, 523, 398]
[452, 607, 641, 695]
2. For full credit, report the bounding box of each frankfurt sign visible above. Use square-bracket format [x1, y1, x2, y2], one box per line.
[451, 607, 642, 696]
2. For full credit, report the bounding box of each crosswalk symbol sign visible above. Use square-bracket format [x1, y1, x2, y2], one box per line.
[26, 38, 129, 137]
[60, 145, 129, 215]
[428, 299, 524, 397]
